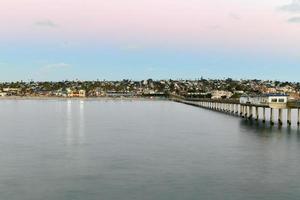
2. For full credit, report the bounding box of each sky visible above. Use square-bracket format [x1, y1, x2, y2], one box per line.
[1, 0, 300, 81]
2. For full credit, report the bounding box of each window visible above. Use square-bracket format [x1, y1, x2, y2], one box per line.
[278, 98, 285, 103]
[271, 98, 278, 103]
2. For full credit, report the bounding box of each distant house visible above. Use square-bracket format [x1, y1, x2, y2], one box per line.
[211, 90, 233, 99]
[0, 92, 7, 97]
[54, 89, 68, 97]
[2, 88, 21, 96]
[67, 89, 86, 97]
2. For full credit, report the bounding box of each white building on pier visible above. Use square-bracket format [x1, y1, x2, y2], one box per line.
[240, 94, 289, 108]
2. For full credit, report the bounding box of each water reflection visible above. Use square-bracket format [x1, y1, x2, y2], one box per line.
[65, 100, 86, 146]
[66, 100, 73, 146]
[239, 118, 300, 140]
[78, 100, 85, 144]
[2, 100, 300, 200]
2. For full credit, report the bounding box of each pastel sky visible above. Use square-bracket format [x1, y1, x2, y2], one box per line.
[1, 0, 300, 81]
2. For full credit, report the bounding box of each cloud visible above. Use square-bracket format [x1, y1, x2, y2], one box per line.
[287, 16, 300, 23]
[41, 63, 71, 72]
[279, 0, 300, 13]
[229, 13, 241, 20]
[35, 62, 72, 77]
[34, 20, 58, 28]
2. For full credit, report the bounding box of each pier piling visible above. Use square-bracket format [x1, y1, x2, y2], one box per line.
[248, 106, 253, 120]
[244, 106, 248, 119]
[262, 108, 266, 123]
[287, 109, 292, 126]
[240, 105, 243, 117]
[255, 107, 259, 121]
[278, 109, 283, 126]
[297, 108, 300, 126]
[270, 108, 274, 126]
[173, 96, 300, 128]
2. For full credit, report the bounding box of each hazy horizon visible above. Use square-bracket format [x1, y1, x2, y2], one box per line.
[2, 76, 300, 83]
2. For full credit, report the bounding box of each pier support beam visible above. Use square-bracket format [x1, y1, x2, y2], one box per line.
[297, 108, 300, 126]
[278, 109, 283, 126]
[240, 105, 243, 117]
[236, 104, 239, 115]
[248, 106, 253, 120]
[262, 108, 266, 123]
[287, 109, 292, 126]
[245, 106, 248, 119]
[270, 108, 274, 126]
[255, 107, 259, 121]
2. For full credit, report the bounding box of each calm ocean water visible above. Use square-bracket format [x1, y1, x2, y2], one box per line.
[0, 99, 300, 200]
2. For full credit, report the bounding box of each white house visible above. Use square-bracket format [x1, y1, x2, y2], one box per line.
[0, 92, 7, 97]
[211, 90, 233, 99]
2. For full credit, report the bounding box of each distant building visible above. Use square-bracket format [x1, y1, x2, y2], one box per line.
[240, 94, 289, 108]
[2, 88, 21, 96]
[0, 92, 7, 97]
[211, 90, 233, 99]
[67, 89, 86, 97]
[265, 87, 277, 94]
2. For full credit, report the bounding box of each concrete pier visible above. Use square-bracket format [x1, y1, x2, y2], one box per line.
[255, 107, 259, 121]
[240, 105, 243, 117]
[248, 106, 253, 120]
[236, 104, 239, 115]
[244, 106, 248, 119]
[171, 96, 300, 128]
[298, 109, 300, 126]
[262, 107, 266, 123]
[287, 109, 292, 126]
[270, 108, 274, 125]
[278, 109, 283, 126]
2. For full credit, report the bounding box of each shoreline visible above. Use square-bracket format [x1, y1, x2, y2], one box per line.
[0, 96, 169, 101]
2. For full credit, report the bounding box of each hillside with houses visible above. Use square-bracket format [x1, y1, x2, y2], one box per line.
[1, 78, 300, 99]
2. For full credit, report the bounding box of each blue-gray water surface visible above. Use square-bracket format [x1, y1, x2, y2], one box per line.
[0, 99, 300, 200]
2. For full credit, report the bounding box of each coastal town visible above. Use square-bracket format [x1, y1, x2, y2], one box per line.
[0, 78, 300, 99]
